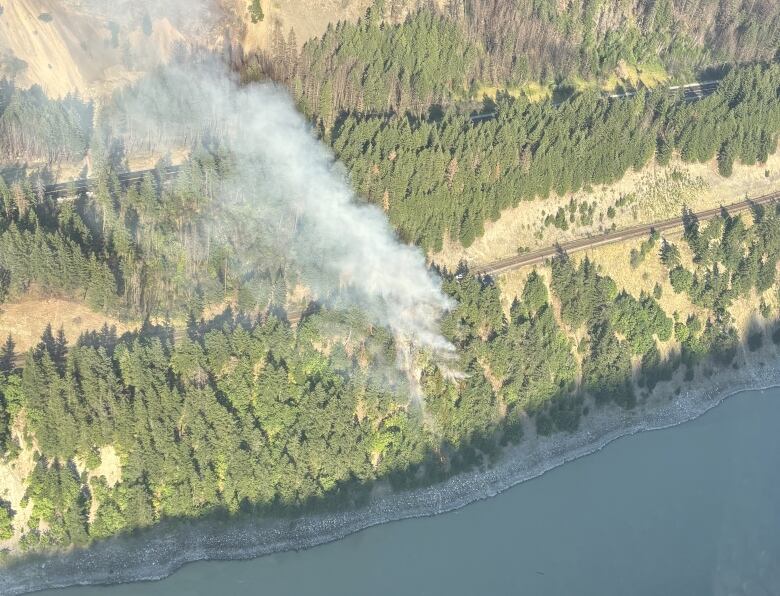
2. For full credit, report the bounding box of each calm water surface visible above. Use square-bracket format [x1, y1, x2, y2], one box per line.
[48, 388, 780, 596]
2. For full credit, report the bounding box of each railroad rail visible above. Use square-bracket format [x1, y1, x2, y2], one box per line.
[43, 165, 182, 200]
[475, 190, 780, 276]
[607, 79, 720, 100]
[472, 80, 721, 122]
[41, 78, 720, 196]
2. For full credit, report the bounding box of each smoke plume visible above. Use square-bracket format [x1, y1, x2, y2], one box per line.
[103, 59, 455, 370]
[232, 78, 455, 354]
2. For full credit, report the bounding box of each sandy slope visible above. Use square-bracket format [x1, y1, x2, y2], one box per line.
[0, 296, 134, 354]
[237, 0, 373, 52]
[235, 0, 442, 52]
[0, 0, 432, 98]
[0, 0, 221, 98]
[0, 0, 114, 96]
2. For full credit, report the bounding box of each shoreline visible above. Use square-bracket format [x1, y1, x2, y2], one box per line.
[2, 353, 780, 594]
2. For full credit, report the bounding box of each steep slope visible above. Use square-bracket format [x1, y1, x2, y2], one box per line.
[236, 0, 375, 53]
[233, 0, 445, 54]
[0, 0, 230, 98]
[0, 0, 113, 97]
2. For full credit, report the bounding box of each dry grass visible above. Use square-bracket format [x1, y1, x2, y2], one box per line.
[0, 0, 107, 97]
[288, 283, 314, 309]
[75, 445, 123, 523]
[237, 0, 374, 53]
[493, 206, 779, 368]
[1, 0, 252, 101]
[0, 297, 135, 354]
[474, 84, 525, 101]
[520, 81, 553, 102]
[0, 289, 306, 358]
[497, 225, 728, 324]
[601, 61, 669, 93]
[124, 147, 192, 175]
[78, 446, 122, 489]
[237, 0, 454, 54]
[730, 284, 778, 343]
[0, 413, 38, 550]
[19, 146, 193, 188]
[575, 229, 708, 324]
[0, 0, 210, 98]
[433, 150, 780, 271]
[1, 428, 123, 544]
[475, 59, 668, 108]
[476, 61, 669, 105]
[496, 268, 530, 308]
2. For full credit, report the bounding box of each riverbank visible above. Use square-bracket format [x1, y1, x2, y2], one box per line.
[2, 348, 779, 595]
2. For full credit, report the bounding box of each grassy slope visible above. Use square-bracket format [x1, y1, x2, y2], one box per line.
[434, 149, 780, 271]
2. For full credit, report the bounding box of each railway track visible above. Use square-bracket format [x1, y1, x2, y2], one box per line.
[472, 80, 721, 122]
[44, 160, 775, 280]
[43, 165, 182, 200]
[36, 78, 721, 196]
[607, 79, 720, 100]
[475, 190, 780, 276]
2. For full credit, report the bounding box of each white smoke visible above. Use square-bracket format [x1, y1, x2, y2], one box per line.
[230, 83, 455, 354]
[103, 60, 455, 368]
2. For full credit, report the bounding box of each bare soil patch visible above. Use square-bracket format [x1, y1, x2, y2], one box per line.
[0, 297, 134, 354]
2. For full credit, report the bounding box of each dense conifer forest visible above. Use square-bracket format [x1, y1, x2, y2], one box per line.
[1, 149, 780, 549]
[1, 0, 780, 558]
[448, 0, 780, 83]
[4, 60, 778, 255]
[0, 154, 237, 316]
[330, 63, 780, 250]
[259, 0, 780, 119]
[0, 80, 92, 164]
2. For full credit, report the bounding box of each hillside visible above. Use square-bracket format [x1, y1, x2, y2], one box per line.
[0, 0, 234, 98]
[237, 0, 375, 54]
[251, 0, 780, 114]
[4, 159, 780, 553]
[448, 0, 780, 83]
[435, 150, 780, 271]
[6, 0, 780, 101]
[2, 0, 780, 576]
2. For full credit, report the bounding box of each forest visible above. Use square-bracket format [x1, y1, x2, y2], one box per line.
[253, 2, 780, 253]
[446, 0, 780, 84]
[1, 0, 780, 558]
[4, 60, 779, 256]
[329, 63, 780, 250]
[258, 0, 780, 120]
[0, 80, 92, 165]
[0, 153, 237, 317]
[1, 149, 779, 549]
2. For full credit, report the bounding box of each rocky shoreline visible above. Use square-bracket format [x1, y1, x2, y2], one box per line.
[2, 352, 779, 595]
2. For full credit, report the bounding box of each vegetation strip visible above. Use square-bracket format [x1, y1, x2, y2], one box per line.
[476, 190, 780, 275]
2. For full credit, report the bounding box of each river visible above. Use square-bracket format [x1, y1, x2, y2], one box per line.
[42, 387, 780, 596]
